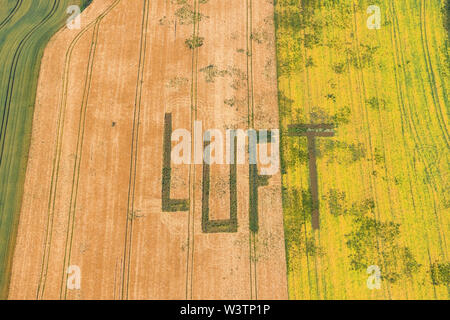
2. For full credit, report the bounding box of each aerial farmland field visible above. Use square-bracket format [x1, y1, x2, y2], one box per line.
[0, 0, 448, 302]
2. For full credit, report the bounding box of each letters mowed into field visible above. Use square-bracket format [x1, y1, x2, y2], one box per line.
[275, 0, 449, 299]
[0, 0, 91, 298]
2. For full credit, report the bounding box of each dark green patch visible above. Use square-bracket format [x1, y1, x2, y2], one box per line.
[185, 35, 204, 49]
[162, 113, 189, 212]
[249, 164, 270, 233]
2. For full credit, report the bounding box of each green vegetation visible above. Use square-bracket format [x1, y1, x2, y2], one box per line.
[80, 0, 93, 11]
[249, 164, 270, 233]
[0, 1, 21, 29]
[444, 0, 449, 39]
[185, 35, 204, 49]
[174, 2, 205, 25]
[345, 208, 421, 283]
[0, 0, 92, 299]
[430, 262, 450, 286]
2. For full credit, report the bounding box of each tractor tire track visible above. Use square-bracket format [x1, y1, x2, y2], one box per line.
[0, 0, 59, 298]
[120, 0, 150, 300]
[246, 0, 258, 300]
[351, 1, 396, 299]
[185, 0, 200, 300]
[419, 0, 449, 148]
[388, 11, 440, 299]
[0, 0, 23, 30]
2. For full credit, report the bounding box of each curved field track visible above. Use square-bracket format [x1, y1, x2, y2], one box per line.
[0, 0, 91, 299]
[8, 0, 287, 300]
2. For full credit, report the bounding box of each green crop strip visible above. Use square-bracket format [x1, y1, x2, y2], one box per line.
[274, 0, 449, 299]
[248, 131, 273, 233]
[0, 0, 92, 299]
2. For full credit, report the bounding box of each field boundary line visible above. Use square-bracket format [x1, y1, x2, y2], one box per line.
[246, 0, 259, 300]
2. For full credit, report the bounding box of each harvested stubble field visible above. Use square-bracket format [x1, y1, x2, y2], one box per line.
[0, 0, 448, 300]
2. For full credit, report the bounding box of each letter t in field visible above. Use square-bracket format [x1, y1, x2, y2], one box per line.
[288, 124, 335, 230]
